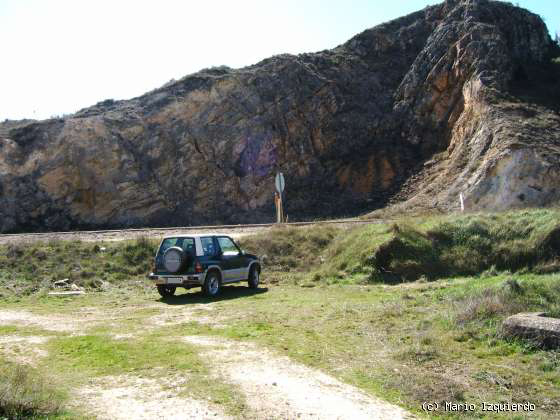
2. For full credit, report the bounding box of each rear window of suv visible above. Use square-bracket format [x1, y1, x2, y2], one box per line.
[158, 237, 195, 256]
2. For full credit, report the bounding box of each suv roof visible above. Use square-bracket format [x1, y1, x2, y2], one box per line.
[161, 233, 232, 240]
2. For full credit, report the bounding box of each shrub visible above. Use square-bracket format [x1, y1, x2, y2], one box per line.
[369, 210, 560, 282]
[0, 361, 65, 418]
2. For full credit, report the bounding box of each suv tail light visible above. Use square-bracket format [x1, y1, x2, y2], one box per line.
[195, 261, 203, 273]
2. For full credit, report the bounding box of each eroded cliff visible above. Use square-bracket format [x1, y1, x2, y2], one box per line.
[1, 0, 559, 232]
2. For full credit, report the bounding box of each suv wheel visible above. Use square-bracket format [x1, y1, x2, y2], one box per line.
[203, 271, 221, 297]
[248, 267, 259, 289]
[157, 285, 176, 298]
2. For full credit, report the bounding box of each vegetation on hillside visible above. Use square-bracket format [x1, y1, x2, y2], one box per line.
[241, 209, 560, 285]
[2, 209, 559, 296]
[0, 236, 159, 296]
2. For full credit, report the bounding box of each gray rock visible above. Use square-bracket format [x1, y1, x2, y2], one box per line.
[502, 312, 560, 349]
[53, 278, 71, 287]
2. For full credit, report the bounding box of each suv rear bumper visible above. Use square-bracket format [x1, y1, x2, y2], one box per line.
[148, 273, 204, 286]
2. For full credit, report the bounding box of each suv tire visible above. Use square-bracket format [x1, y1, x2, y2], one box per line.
[157, 285, 176, 298]
[203, 271, 221, 297]
[248, 266, 259, 289]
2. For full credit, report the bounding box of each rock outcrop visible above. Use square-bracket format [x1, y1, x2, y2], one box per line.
[1, 0, 559, 232]
[503, 312, 560, 349]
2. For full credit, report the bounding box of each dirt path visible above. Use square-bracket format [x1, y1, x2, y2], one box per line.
[0, 220, 379, 245]
[184, 335, 414, 419]
[76, 375, 231, 420]
[0, 309, 84, 332]
[0, 306, 413, 419]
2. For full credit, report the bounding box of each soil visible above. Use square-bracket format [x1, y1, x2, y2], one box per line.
[76, 375, 231, 419]
[0, 301, 413, 419]
[183, 335, 414, 419]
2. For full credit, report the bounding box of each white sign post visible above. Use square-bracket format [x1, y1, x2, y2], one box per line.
[275, 172, 285, 194]
[459, 192, 465, 212]
[275, 173, 285, 223]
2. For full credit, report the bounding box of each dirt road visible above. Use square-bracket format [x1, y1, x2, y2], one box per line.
[0, 219, 381, 245]
[0, 298, 413, 419]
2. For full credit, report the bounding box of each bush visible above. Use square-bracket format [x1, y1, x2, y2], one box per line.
[0, 361, 65, 418]
[369, 210, 560, 282]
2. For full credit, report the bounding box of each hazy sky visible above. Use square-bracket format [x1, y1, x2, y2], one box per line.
[1, 0, 558, 121]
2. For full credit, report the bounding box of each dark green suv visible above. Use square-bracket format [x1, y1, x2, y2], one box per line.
[148, 234, 261, 298]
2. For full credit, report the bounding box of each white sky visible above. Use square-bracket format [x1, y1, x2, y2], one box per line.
[0, 0, 557, 121]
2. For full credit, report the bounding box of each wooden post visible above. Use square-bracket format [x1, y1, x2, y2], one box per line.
[279, 193, 284, 223]
[275, 192, 281, 223]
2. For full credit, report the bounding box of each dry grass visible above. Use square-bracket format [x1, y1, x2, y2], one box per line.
[0, 360, 65, 418]
[454, 277, 560, 325]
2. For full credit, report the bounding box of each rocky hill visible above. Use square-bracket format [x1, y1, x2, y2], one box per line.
[1, 0, 559, 232]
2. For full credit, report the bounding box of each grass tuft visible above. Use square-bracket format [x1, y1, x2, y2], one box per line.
[0, 360, 65, 418]
[454, 276, 560, 325]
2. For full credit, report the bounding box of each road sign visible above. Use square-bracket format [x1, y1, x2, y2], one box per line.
[275, 172, 285, 193]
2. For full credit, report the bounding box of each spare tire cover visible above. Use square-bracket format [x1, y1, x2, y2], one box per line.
[163, 246, 184, 273]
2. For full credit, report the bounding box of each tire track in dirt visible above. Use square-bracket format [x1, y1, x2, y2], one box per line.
[184, 335, 414, 420]
[76, 375, 231, 420]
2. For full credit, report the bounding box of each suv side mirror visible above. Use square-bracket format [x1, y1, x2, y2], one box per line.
[238, 249, 245, 256]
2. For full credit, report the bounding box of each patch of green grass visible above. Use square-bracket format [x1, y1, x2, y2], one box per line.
[241, 209, 560, 285]
[48, 334, 200, 376]
[45, 332, 247, 416]
[238, 225, 339, 284]
[239, 225, 338, 271]
[0, 359, 67, 419]
[372, 209, 560, 282]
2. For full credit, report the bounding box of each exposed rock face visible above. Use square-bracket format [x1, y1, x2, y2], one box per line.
[1, 0, 559, 232]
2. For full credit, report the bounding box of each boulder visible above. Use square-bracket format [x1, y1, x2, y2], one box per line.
[53, 278, 71, 287]
[502, 312, 560, 349]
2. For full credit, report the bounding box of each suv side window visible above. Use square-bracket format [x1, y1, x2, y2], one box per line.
[217, 237, 239, 256]
[201, 237, 216, 256]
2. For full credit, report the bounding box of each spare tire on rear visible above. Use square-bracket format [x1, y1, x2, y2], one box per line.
[163, 246, 185, 273]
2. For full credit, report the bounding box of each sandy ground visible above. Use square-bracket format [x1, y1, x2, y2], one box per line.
[0, 309, 85, 332]
[76, 375, 231, 420]
[0, 301, 413, 420]
[184, 335, 414, 420]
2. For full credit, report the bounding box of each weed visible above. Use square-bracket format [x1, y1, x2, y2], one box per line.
[0, 360, 65, 418]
